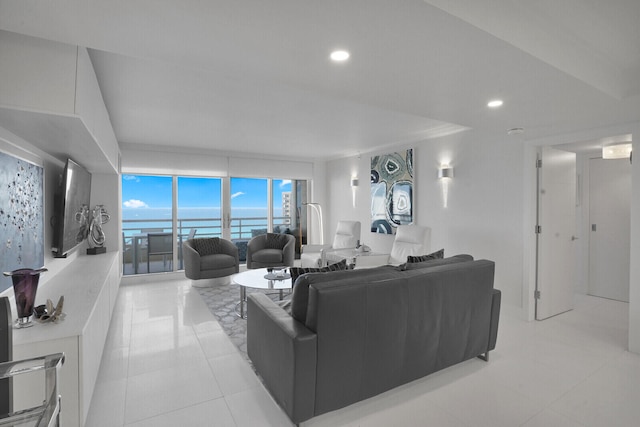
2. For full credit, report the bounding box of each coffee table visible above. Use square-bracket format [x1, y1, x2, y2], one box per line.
[232, 268, 292, 318]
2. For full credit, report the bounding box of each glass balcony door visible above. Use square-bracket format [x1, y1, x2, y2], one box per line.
[227, 178, 268, 262]
[122, 175, 174, 275]
[177, 177, 222, 268]
[122, 175, 308, 274]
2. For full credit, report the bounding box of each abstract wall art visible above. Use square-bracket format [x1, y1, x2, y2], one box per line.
[0, 150, 45, 292]
[370, 149, 413, 234]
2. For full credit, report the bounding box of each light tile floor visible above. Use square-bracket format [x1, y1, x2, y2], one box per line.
[86, 278, 640, 427]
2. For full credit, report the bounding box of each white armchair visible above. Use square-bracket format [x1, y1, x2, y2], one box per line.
[355, 224, 431, 268]
[301, 220, 361, 268]
[388, 224, 431, 264]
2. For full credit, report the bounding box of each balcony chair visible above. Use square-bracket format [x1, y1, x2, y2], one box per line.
[183, 237, 239, 287]
[147, 232, 174, 273]
[0, 297, 65, 427]
[355, 224, 432, 268]
[300, 220, 361, 268]
[246, 233, 295, 269]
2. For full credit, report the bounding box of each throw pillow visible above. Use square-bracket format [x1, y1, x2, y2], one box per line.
[406, 248, 444, 263]
[192, 237, 221, 256]
[289, 258, 350, 283]
[401, 253, 473, 271]
[265, 233, 287, 249]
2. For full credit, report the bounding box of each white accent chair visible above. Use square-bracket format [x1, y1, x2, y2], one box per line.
[388, 224, 431, 264]
[300, 220, 361, 268]
[355, 224, 431, 268]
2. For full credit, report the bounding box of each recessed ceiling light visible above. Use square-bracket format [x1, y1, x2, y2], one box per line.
[487, 99, 503, 108]
[330, 50, 350, 62]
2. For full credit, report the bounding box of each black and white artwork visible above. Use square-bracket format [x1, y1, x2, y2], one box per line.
[370, 149, 413, 234]
[0, 150, 45, 292]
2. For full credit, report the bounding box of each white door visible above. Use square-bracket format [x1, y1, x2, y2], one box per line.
[588, 158, 631, 302]
[536, 147, 577, 320]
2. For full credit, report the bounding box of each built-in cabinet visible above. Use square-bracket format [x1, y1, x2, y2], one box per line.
[12, 253, 120, 426]
[0, 29, 119, 174]
[0, 30, 122, 426]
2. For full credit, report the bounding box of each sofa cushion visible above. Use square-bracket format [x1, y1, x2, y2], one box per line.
[290, 264, 397, 323]
[252, 248, 284, 263]
[289, 259, 350, 283]
[200, 253, 237, 270]
[401, 254, 473, 271]
[192, 237, 221, 256]
[406, 248, 444, 263]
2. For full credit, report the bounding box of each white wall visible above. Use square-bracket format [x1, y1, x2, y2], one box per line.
[630, 136, 640, 353]
[326, 130, 526, 309]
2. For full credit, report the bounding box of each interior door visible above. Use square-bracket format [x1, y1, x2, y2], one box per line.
[536, 146, 577, 320]
[588, 157, 631, 302]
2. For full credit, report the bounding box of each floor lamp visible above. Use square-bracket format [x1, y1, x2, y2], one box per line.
[303, 202, 324, 245]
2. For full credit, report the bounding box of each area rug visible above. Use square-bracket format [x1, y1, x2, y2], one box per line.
[195, 282, 287, 363]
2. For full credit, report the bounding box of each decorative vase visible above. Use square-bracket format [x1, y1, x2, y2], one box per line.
[3, 267, 47, 328]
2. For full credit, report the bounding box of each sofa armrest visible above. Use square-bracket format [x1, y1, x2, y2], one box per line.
[247, 293, 317, 424]
[488, 289, 501, 352]
[301, 244, 331, 254]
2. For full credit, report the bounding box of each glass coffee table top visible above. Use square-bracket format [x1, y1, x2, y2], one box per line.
[232, 268, 292, 318]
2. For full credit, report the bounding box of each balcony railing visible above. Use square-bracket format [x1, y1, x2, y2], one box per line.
[122, 216, 295, 275]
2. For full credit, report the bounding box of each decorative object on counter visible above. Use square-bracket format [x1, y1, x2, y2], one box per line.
[35, 296, 65, 323]
[3, 267, 47, 328]
[87, 205, 110, 255]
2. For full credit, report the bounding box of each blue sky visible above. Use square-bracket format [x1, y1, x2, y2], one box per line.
[122, 175, 291, 210]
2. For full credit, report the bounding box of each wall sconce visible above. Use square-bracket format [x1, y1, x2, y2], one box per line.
[351, 177, 359, 207]
[438, 165, 454, 208]
[602, 142, 632, 162]
[438, 166, 454, 179]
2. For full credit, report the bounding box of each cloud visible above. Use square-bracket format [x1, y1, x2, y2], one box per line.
[123, 199, 148, 208]
[122, 175, 140, 182]
[230, 192, 245, 199]
[279, 180, 291, 188]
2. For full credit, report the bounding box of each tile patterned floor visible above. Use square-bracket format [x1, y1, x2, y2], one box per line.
[86, 278, 640, 427]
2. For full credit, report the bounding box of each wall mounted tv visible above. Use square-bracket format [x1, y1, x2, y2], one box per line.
[51, 159, 92, 258]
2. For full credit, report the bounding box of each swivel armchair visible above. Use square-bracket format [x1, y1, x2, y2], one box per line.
[183, 237, 239, 287]
[246, 233, 295, 269]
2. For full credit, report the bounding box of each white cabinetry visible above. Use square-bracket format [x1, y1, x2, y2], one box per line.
[0, 30, 119, 174]
[12, 253, 120, 427]
[0, 30, 122, 426]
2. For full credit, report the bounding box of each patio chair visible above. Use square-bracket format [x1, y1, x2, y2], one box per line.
[147, 232, 173, 273]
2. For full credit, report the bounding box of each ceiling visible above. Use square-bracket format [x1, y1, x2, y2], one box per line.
[1, 0, 639, 161]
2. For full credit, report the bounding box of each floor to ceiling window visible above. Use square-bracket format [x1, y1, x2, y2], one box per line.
[122, 174, 308, 275]
[122, 175, 173, 275]
[177, 176, 222, 268]
[229, 178, 268, 239]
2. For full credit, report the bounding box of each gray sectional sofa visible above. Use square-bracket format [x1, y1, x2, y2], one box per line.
[247, 255, 501, 424]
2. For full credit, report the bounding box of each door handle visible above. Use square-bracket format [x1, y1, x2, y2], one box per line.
[571, 236, 579, 241]
[591, 224, 596, 232]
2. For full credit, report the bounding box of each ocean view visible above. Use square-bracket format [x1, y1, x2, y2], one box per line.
[122, 207, 291, 239]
